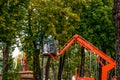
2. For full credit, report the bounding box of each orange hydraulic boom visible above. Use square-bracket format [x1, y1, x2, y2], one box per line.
[46, 34, 116, 80]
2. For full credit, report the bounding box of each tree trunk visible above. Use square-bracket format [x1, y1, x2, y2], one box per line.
[28, 8, 41, 80]
[45, 57, 51, 80]
[58, 54, 66, 80]
[68, 57, 72, 80]
[98, 61, 102, 80]
[79, 47, 85, 77]
[2, 43, 10, 80]
[51, 63, 57, 80]
[113, 0, 120, 79]
[33, 41, 41, 80]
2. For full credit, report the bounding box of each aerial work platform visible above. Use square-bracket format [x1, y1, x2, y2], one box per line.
[43, 34, 116, 80]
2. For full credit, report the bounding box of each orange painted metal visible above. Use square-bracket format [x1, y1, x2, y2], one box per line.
[50, 34, 116, 80]
[112, 76, 116, 80]
[72, 76, 94, 80]
[77, 77, 95, 80]
[96, 57, 104, 67]
[74, 68, 94, 80]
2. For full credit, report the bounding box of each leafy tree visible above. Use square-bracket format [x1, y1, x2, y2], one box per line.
[37, 1, 80, 79]
[75, 0, 114, 79]
[9, 0, 115, 80]
[20, 0, 80, 80]
[0, 0, 30, 79]
[19, 1, 42, 79]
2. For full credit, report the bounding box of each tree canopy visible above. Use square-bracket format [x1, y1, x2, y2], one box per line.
[0, 0, 115, 80]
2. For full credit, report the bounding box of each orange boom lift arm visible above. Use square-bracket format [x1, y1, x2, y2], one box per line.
[47, 34, 116, 80]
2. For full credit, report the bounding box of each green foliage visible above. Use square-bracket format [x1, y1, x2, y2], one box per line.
[21, 0, 114, 79]
[3, 71, 21, 80]
[0, 0, 115, 79]
[34, 0, 80, 44]
[0, 0, 31, 79]
[77, 0, 114, 53]
[2, 54, 21, 80]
